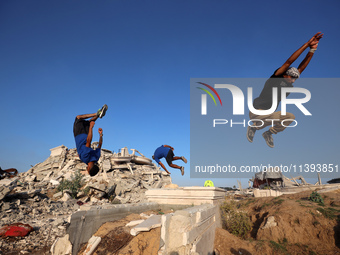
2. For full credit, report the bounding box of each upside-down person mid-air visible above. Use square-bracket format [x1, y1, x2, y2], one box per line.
[73, 104, 108, 176]
[247, 32, 323, 148]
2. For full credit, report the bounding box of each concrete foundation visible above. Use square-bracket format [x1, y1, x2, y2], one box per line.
[253, 189, 283, 197]
[68, 186, 226, 254]
[159, 203, 220, 255]
[145, 186, 226, 205]
[68, 202, 160, 255]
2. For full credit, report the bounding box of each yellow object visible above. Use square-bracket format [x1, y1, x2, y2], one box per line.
[204, 180, 214, 187]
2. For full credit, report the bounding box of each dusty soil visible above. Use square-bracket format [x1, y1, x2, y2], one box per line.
[78, 210, 166, 255]
[215, 189, 340, 255]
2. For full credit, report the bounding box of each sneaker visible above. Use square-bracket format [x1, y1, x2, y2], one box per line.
[97, 104, 108, 118]
[181, 156, 187, 163]
[180, 166, 185, 176]
[262, 130, 274, 148]
[247, 126, 256, 143]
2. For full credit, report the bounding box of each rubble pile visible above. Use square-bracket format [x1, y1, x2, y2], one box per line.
[0, 145, 172, 254]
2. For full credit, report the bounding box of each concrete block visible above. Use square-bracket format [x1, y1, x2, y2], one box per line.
[196, 204, 218, 223]
[60, 192, 72, 202]
[185, 211, 215, 244]
[160, 214, 172, 250]
[145, 186, 226, 205]
[50, 234, 72, 255]
[191, 222, 216, 255]
[253, 189, 282, 197]
[160, 204, 219, 255]
[50, 145, 67, 157]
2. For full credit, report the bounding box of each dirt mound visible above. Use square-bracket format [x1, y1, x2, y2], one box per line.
[78, 211, 163, 255]
[215, 190, 340, 255]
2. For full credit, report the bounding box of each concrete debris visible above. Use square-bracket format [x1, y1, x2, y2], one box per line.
[0, 144, 172, 254]
[261, 216, 277, 229]
[50, 234, 72, 255]
[126, 219, 145, 227]
[130, 215, 162, 236]
[83, 236, 101, 255]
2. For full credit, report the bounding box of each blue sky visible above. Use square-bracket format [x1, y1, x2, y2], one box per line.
[0, 0, 339, 188]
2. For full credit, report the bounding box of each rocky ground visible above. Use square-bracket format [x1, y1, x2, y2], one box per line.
[0, 145, 172, 254]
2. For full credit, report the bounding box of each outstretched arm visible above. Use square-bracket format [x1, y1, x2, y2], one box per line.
[298, 33, 323, 74]
[98, 128, 103, 149]
[275, 32, 323, 76]
[86, 121, 95, 148]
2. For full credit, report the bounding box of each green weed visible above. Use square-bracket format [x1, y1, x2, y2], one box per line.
[309, 191, 324, 206]
[221, 200, 252, 239]
[56, 170, 84, 198]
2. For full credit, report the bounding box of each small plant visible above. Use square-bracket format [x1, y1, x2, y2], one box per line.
[83, 186, 91, 195]
[221, 200, 251, 239]
[57, 170, 84, 198]
[269, 240, 288, 254]
[316, 207, 338, 220]
[260, 203, 271, 209]
[308, 191, 324, 206]
[274, 198, 284, 205]
[242, 198, 255, 207]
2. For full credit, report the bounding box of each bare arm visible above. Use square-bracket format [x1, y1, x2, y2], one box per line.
[98, 128, 103, 149]
[298, 33, 323, 74]
[163, 145, 174, 150]
[275, 32, 323, 76]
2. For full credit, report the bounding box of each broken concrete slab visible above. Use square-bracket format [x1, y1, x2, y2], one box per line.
[126, 219, 145, 227]
[130, 215, 162, 236]
[50, 234, 72, 255]
[145, 186, 226, 205]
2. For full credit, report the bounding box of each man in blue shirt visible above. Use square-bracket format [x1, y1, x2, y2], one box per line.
[73, 104, 108, 176]
[152, 145, 187, 176]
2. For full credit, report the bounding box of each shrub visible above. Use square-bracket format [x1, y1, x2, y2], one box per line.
[308, 191, 324, 206]
[221, 200, 251, 239]
[57, 170, 84, 198]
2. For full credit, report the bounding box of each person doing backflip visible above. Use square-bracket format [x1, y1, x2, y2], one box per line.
[73, 104, 108, 176]
[247, 32, 323, 148]
[152, 145, 187, 175]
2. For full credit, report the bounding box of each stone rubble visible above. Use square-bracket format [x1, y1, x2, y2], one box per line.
[0, 144, 172, 254]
